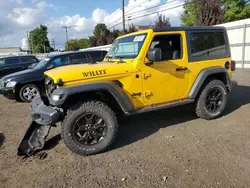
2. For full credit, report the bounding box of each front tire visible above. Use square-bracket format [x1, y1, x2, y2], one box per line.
[19, 84, 40, 102]
[195, 79, 228, 120]
[61, 101, 118, 156]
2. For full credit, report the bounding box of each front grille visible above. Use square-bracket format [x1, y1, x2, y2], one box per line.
[45, 76, 56, 97]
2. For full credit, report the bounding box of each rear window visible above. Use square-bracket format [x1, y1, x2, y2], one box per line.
[69, 53, 89, 64]
[189, 31, 229, 61]
[89, 51, 107, 63]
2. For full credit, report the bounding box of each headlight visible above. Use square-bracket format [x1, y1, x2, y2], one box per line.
[51, 94, 65, 101]
[6, 81, 17, 87]
[52, 94, 60, 101]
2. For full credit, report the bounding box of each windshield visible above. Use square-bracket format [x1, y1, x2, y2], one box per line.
[33, 58, 50, 69]
[106, 33, 147, 59]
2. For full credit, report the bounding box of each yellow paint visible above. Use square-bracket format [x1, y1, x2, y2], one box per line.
[45, 29, 232, 110]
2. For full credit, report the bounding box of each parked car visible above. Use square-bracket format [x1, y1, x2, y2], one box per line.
[0, 50, 107, 102]
[0, 55, 39, 78]
[18, 26, 236, 156]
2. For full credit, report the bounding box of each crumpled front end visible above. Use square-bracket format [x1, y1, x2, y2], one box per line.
[17, 96, 63, 156]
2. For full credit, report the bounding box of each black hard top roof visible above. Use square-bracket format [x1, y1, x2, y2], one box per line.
[49, 49, 107, 58]
[153, 26, 226, 32]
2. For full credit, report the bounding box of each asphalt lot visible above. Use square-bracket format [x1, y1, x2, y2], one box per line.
[0, 69, 250, 188]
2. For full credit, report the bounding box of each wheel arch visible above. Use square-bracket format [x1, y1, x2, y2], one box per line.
[50, 81, 134, 114]
[188, 67, 231, 99]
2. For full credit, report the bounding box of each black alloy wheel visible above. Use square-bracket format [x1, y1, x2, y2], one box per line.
[61, 101, 118, 156]
[72, 113, 107, 146]
[205, 87, 223, 113]
[195, 79, 228, 120]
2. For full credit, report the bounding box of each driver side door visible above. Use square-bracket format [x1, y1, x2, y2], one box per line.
[142, 31, 189, 105]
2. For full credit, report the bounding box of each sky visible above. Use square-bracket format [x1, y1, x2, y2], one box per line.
[0, 0, 185, 50]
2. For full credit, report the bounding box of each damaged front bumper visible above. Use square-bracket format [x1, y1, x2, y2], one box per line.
[18, 96, 63, 156]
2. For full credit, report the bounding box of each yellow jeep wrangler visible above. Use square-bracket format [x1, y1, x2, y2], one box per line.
[18, 26, 235, 156]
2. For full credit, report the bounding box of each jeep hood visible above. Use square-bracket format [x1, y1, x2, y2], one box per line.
[44, 61, 136, 85]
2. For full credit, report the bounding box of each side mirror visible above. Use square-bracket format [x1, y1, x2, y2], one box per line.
[47, 64, 55, 70]
[147, 48, 162, 62]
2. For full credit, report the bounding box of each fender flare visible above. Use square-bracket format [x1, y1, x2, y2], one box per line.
[49, 81, 134, 113]
[188, 67, 231, 99]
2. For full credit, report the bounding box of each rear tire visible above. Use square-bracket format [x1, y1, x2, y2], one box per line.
[195, 79, 228, 120]
[61, 101, 118, 156]
[19, 84, 40, 102]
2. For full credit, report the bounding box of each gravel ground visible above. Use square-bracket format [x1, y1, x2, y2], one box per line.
[0, 69, 250, 188]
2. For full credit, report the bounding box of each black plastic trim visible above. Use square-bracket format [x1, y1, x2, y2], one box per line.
[49, 81, 134, 113]
[153, 26, 226, 32]
[126, 99, 194, 115]
[1, 87, 16, 100]
[188, 67, 231, 99]
[31, 96, 62, 125]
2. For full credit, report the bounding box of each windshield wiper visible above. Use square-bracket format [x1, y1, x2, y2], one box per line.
[115, 56, 124, 63]
[106, 55, 113, 62]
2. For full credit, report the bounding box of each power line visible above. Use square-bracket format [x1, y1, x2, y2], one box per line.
[126, 0, 179, 17]
[107, 0, 180, 29]
[109, 1, 194, 29]
[107, 0, 156, 29]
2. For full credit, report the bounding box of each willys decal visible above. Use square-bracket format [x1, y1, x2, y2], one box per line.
[83, 70, 106, 77]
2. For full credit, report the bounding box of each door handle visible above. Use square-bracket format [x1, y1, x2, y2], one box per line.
[176, 67, 188, 71]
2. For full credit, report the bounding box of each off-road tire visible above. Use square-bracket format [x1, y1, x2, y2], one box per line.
[19, 84, 40, 102]
[61, 101, 118, 156]
[195, 79, 228, 120]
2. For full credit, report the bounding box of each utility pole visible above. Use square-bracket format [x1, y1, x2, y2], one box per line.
[26, 31, 30, 54]
[44, 42, 46, 53]
[51, 39, 56, 50]
[30, 32, 34, 54]
[61, 26, 71, 50]
[122, 0, 125, 33]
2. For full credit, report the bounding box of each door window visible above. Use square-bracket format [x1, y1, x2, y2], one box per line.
[50, 56, 69, 68]
[69, 53, 89, 64]
[150, 34, 182, 60]
[5, 57, 20, 65]
[20, 57, 37, 64]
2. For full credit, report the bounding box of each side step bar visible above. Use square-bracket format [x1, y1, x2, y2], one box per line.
[17, 121, 52, 156]
[126, 99, 194, 115]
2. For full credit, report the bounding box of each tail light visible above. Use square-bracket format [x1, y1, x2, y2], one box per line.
[231, 60, 236, 71]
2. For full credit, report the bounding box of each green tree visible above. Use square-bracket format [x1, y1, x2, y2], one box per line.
[90, 23, 118, 47]
[182, 0, 250, 26]
[125, 23, 137, 33]
[65, 38, 89, 51]
[106, 30, 122, 44]
[222, 0, 250, 22]
[93, 23, 109, 36]
[28, 25, 53, 53]
[152, 14, 171, 28]
[77, 38, 89, 49]
[181, 1, 197, 26]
